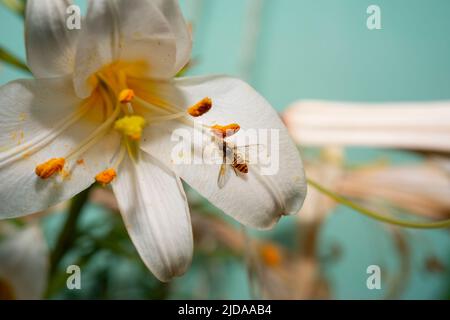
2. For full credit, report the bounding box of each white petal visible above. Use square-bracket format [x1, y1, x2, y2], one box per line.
[112, 152, 193, 282]
[138, 76, 307, 229]
[151, 0, 192, 73]
[73, 0, 119, 98]
[25, 0, 79, 78]
[0, 77, 120, 218]
[0, 224, 49, 299]
[283, 100, 450, 152]
[74, 0, 179, 98]
[115, 0, 180, 75]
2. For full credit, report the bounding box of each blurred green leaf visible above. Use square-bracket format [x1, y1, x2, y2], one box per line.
[0, 46, 29, 73]
[1, 0, 25, 17]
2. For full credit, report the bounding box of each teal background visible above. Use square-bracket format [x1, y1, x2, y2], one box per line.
[1, 0, 449, 299]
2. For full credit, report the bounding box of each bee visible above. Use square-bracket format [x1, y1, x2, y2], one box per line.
[216, 139, 258, 188]
[231, 148, 249, 174]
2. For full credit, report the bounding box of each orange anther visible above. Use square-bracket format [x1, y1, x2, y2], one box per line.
[118, 89, 135, 103]
[35, 158, 65, 179]
[211, 123, 240, 138]
[95, 168, 117, 186]
[260, 243, 282, 267]
[187, 97, 212, 117]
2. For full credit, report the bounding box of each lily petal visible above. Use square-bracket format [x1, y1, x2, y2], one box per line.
[112, 152, 193, 282]
[73, 0, 120, 98]
[0, 77, 119, 218]
[74, 0, 179, 98]
[283, 100, 450, 152]
[26, 0, 79, 78]
[152, 0, 192, 73]
[138, 76, 307, 229]
[115, 0, 183, 75]
[0, 224, 49, 300]
[337, 162, 450, 220]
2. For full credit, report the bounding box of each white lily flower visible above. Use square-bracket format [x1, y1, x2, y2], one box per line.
[0, 223, 49, 300]
[283, 100, 450, 152]
[337, 161, 450, 220]
[0, 0, 306, 281]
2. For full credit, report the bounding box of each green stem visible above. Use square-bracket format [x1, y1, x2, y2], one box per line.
[49, 187, 91, 276]
[307, 178, 450, 229]
[0, 46, 29, 73]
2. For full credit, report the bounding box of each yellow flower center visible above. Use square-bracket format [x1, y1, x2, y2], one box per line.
[27, 61, 234, 185]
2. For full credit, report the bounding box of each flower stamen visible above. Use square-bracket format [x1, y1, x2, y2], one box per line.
[132, 96, 197, 128]
[35, 158, 65, 179]
[118, 89, 135, 114]
[112, 143, 127, 169]
[211, 123, 240, 138]
[65, 104, 121, 161]
[187, 97, 212, 117]
[0, 100, 92, 169]
[118, 89, 135, 104]
[147, 112, 187, 123]
[95, 168, 117, 186]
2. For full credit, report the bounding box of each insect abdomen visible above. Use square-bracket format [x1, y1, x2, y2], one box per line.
[232, 155, 248, 173]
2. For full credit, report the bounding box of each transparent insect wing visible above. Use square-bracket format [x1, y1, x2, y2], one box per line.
[217, 162, 231, 188]
[234, 144, 262, 164]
